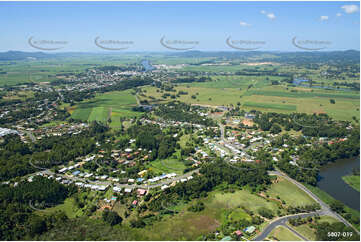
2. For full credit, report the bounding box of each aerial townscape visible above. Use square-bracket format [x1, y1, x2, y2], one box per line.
[0, 1, 360, 241]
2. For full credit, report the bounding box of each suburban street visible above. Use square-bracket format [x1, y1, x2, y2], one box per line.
[32, 167, 200, 190]
[20, 119, 359, 241]
[216, 122, 360, 240]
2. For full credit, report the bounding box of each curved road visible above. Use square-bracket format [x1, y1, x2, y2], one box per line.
[217, 122, 360, 240]
[268, 170, 359, 235]
[254, 212, 320, 241]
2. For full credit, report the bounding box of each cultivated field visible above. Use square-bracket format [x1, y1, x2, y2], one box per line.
[140, 77, 360, 121]
[70, 90, 142, 127]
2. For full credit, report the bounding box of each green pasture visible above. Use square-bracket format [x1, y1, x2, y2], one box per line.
[70, 90, 141, 125]
[266, 178, 317, 207]
[267, 226, 302, 241]
[342, 175, 360, 192]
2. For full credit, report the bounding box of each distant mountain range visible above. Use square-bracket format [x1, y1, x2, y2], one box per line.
[0, 50, 359, 64]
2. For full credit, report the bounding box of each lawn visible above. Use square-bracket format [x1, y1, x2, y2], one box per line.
[266, 178, 317, 207]
[318, 215, 339, 224]
[342, 175, 360, 192]
[267, 226, 302, 241]
[288, 223, 316, 240]
[148, 158, 187, 175]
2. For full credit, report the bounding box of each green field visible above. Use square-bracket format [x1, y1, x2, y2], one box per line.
[288, 216, 339, 241]
[148, 158, 186, 175]
[130, 189, 277, 240]
[0, 55, 147, 86]
[70, 90, 142, 127]
[266, 178, 317, 207]
[267, 225, 302, 241]
[228, 208, 252, 222]
[244, 101, 297, 111]
[36, 197, 84, 219]
[140, 78, 359, 121]
[210, 190, 279, 213]
[342, 175, 360, 192]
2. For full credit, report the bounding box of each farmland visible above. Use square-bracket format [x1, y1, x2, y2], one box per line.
[0, 50, 359, 241]
[139, 77, 359, 120]
[70, 90, 142, 127]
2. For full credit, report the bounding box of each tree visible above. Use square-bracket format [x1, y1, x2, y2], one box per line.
[188, 201, 205, 212]
[330, 200, 344, 213]
[270, 124, 282, 134]
[330, 99, 336, 104]
[27, 216, 47, 236]
[258, 207, 274, 219]
[102, 210, 122, 226]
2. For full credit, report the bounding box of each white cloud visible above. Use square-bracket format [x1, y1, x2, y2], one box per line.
[239, 21, 251, 27]
[341, 5, 359, 14]
[320, 16, 329, 21]
[260, 10, 266, 14]
[336, 13, 342, 17]
[266, 13, 276, 20]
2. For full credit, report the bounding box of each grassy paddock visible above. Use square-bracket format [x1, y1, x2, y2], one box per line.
[342, 175, 360, 192]
[266, 178, 317, 207]
[148, 158, 186, 175]
[243, 101, 297, 111]
[288, 216, 339, 241]
[267, 225, 302, 241]
[70, 90, 142, 125]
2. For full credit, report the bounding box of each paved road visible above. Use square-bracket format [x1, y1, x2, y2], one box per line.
[252, 170, 360, 240]
[269, 170, 359, 234]
[285, 224, 309, 241]
[254, 212, 320, 240]
[216, 120, 360, 240]
[35, 167, 200, 190]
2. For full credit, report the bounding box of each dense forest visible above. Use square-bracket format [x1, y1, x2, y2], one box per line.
[154, 102, 217, 126]
[0, 176, 76, 240]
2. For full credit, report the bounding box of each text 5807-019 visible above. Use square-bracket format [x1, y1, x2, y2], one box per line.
[327, 232, 353, 238]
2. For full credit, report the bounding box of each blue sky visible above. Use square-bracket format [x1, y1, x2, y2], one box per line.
[0, 1, 359, 52]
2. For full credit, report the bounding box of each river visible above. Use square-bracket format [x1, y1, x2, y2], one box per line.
[141, 59, 155, 72]
[317, 157, 360, 211]
[292, 79, 354, 92]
